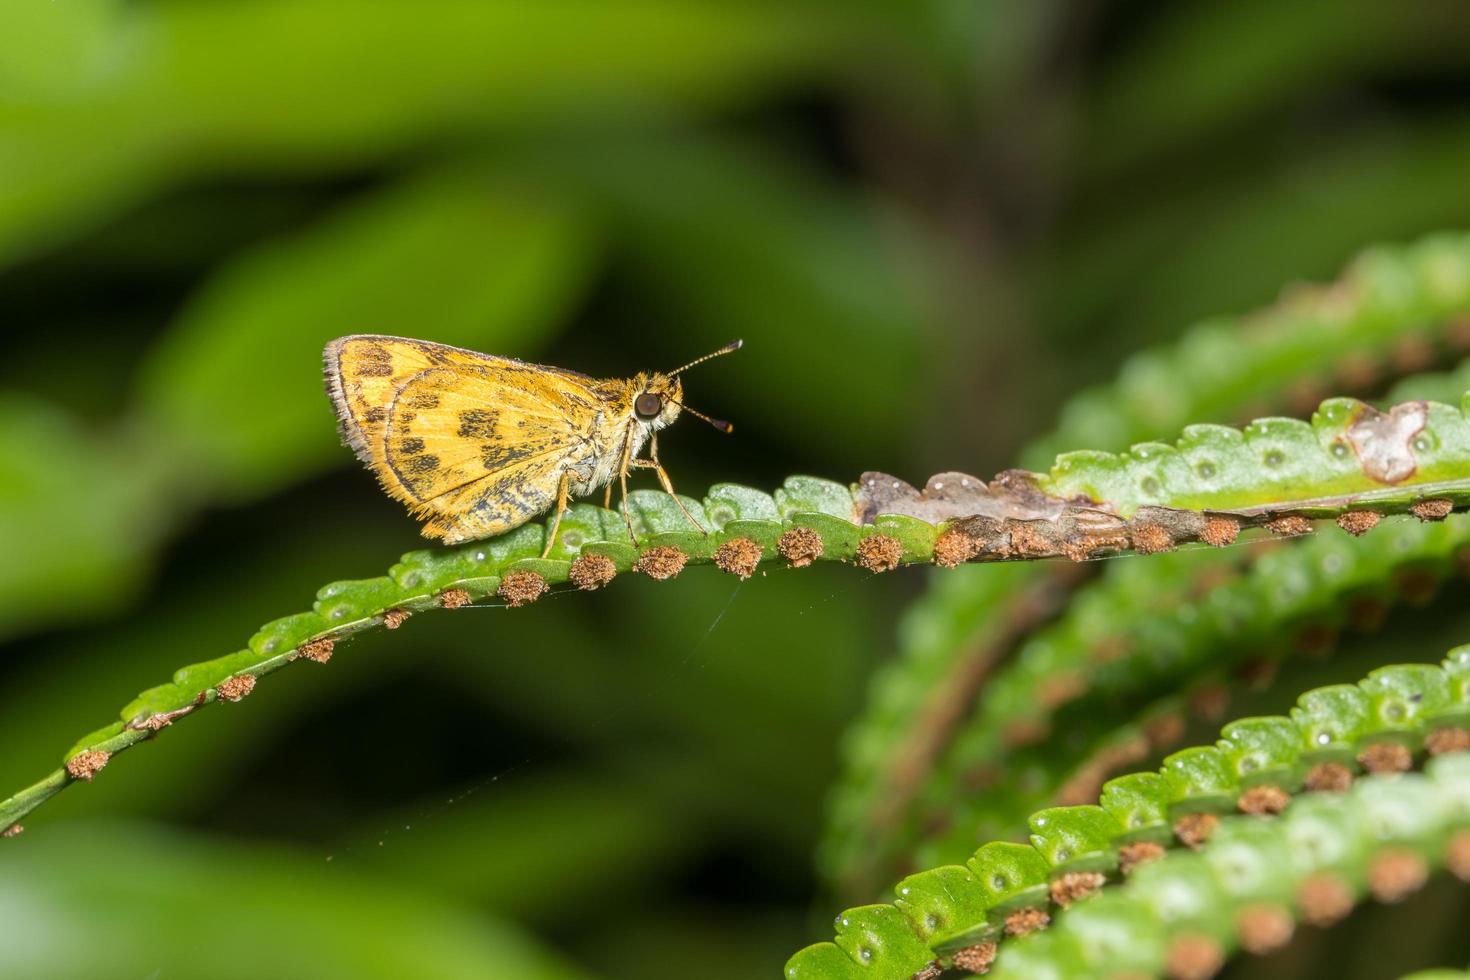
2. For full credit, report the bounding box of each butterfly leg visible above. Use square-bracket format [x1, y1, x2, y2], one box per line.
[616, 426, 637, 545]
[634, 435, 708, 534]
[541, 470, 572, 559]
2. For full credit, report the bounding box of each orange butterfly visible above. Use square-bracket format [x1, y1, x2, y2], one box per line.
[324, 336, 738, 555]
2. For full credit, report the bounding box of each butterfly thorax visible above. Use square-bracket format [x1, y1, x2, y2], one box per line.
[576, 372, 683, 494]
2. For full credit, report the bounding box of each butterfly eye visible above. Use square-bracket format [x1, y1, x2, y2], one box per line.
[634, 392, 663, 419]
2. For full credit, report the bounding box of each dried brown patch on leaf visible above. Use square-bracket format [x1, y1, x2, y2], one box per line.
[1266, 514, 1313, 537]
[1447, 830, 1470, 881]
[1130, 522, 1174, 555]
[1005, 521, 1054, 558]
[634, 546, 688, 580]
[1199, 515, 1240, 548]
[932, 526, 980, 568]
[127, 692, 208, 733]
[1426, 726, 1470, 756]
[856, 534, 903, 573]
[1070, 511, 1133, 558]
[1358, 741, 1413, 774]
[1304, 761, 1354, 793]
[1298, 872, 1354, 926]
[1003, 906, 1049, 937]
[1347, 401, 1428, 483]
[777, 526, 824, 567]
[950, 509, 1138, 562]
[950, 942, 997, 974]
[1165, 934, 1224, 980]
[439, 588, 472, 608]
[1369, 848, 1428, 903]
[713, 537, 763, 579]
[1411, 498, 1454, 522]
[135, 713, 175, 732]
[1, 824, 22, 838]
[216, 674, 256, 703]
[1237, 784, 1291, 816]
[1049, 871, 1106, 908]
[568, 554, 617, 590]
[1236, 903, 1294, 955]
[1174, 811, 1219, 850]
[1059, 537, 1097, 562]
[910, 961, 945, 980]
[498, 570, 549, 606]
[1119, 840, 1166, 875]
[857, 469, 1063, 525]
[298, 638, 335, 664]
[65, 749, 110, 781]
[1336, 510, 1380, 537]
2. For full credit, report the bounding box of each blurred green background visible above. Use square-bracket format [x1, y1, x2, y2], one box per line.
[5, 1, 1470, 977]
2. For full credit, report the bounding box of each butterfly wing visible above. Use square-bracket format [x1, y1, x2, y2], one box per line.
[325, 335, 606, 543]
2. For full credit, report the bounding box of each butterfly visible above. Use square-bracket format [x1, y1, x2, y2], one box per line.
[323, 335, 739, 556]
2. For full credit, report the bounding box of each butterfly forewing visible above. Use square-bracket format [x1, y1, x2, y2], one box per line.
[325, 335, 607, 543]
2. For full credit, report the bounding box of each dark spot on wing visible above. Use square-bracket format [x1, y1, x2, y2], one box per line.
[363, 407, 385, 424]
[355, 343, 394, 376]
[398, 437, 425, 454]
[405, 393, 441, 410]
[401, 454, 440, 475]
[458, 409, 498, 439]
[481, 442, 548, 470]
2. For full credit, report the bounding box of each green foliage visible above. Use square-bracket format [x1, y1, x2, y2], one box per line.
[11, 4, 1470, 978]
[987, 762, 1470, 980]
[1024, 233, 1470, 471]
[788, 647, 1470, 977]
[822, 233, 1470, 897]
[888, 513, 1470, 880]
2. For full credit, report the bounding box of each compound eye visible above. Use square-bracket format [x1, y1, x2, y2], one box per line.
[634, 392, 663, 420]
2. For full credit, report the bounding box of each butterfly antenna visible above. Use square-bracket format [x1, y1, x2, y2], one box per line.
[669, 339, 742, 376]
[675, 401, 734, 434]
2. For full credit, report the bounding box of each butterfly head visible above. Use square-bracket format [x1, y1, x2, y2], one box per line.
[631, 373, 686, 432]
[630, 339, 741, 435]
